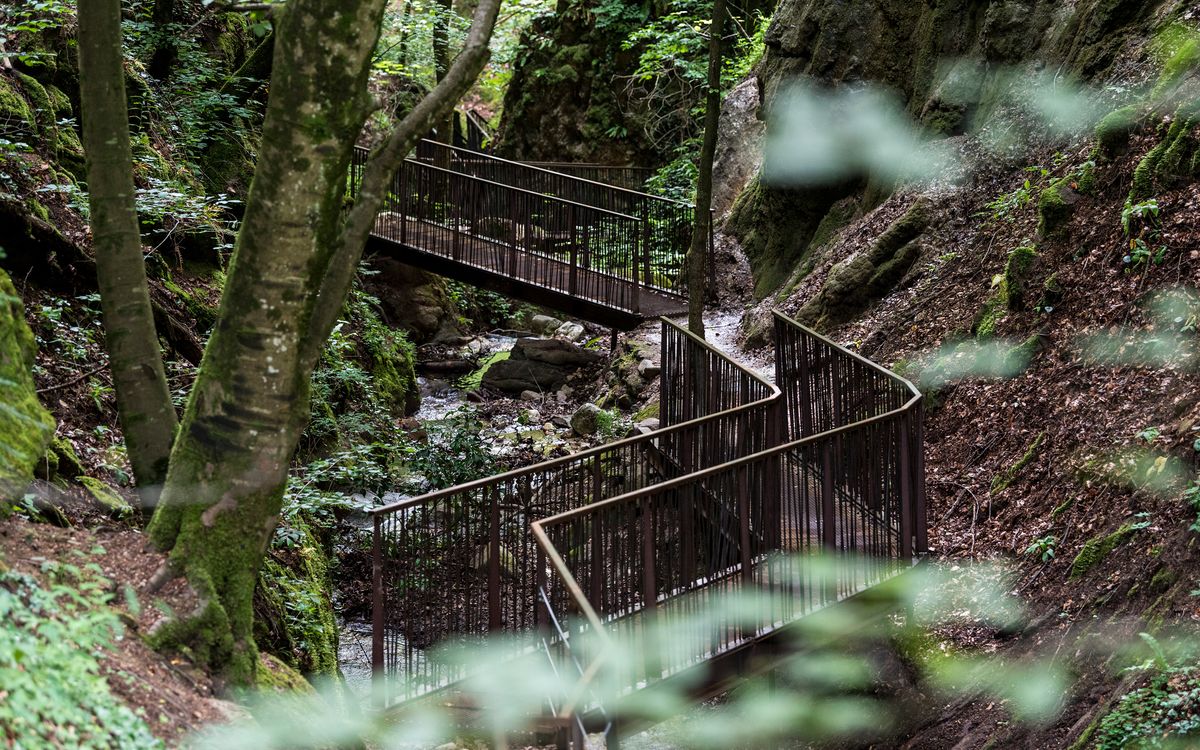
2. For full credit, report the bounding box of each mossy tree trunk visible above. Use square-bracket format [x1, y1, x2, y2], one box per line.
[134, 0, 501, 685]
[77, 0, 179, 510]
[686, 0, 726, 336]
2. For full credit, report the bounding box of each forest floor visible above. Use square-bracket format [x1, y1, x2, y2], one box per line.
[736, 125, 1200, 747]
[0, 514, 237, 746]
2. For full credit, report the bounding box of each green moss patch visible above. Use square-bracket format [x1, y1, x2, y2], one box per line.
[0, 269, 56, 501]
[795, 199, 930, 328]
[255, 519, 339, 679]
[1070, 522, 1141, 579]
[1038, 179, 1078, 239]
[1095, 104, 1141, 158]
[77, 476, 133, 519]
[991, 431, 1046, 493]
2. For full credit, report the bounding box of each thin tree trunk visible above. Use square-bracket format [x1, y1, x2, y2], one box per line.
[77, 0, 178, 511]
[686, 0, 726, 336]
[145, 0, 500, 685]
[148, 0, 177, 79]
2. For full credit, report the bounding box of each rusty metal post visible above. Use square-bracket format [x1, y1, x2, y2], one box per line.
[451, 173, 462, 261]
[508, 189, 519, 276]
[641, 207, 652, 291]
[640, 495, 660, 681]
[821, 442, 836, 550]
[399, 162, 409, 247]
[568, 203, 579, 296]
[371, 514, 385, 708]
[489, 487, 502, 631]
[632, 218, 644, 314]
[898, 417, 914, 561]
[764, 400, 783, 552]
[913, 410, 928, 555]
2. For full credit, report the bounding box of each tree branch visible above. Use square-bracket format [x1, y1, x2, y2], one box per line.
[300, 0, 502, 370]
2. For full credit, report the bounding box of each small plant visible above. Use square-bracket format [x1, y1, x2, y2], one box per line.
[1121, 198, 1169, 272]
[1094, 648, 1200, 749]
[1024, 534, 1057, 562]
[1184, 480, 1200, 532]
[1136, 426, 1162, 443]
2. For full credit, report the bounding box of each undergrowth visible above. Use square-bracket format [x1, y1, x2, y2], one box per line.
[0, 561, 163, 748]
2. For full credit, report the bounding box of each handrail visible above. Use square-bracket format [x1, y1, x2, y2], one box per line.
[419, 138, 692, 209]
[391, 153, 644, 223]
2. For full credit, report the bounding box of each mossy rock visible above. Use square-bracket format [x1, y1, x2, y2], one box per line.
[1148, 566, 1177, 594]
[795, 199, 931, 327]
[365, 327, 419, 417]
[256, 652, 315, 694]
[726, 176, 855, 299]
[38, 435, 83, 483]
[1038, 180, 1078, 239]
[0, 269, 56, 501]
[0, 73, 37, 141]
[1094, 104, 1140, 158]
[1070, 523, 1139, 579]
[633, 401, 659, 422]
[77, 476, 133, 519]
[1130, 110, 1200, 202]
[44, 84, 71, 117]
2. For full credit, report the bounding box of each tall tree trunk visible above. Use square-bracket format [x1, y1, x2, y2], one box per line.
[145, 0, 501, 685]
[433, 0, 456, 146]
[77, 0, 178, 510]
[686, 0, 726, 336]
[148, 0, 177, 79]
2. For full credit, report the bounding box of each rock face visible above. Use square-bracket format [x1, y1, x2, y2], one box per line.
[728, 0, 1172, 299]
[712, 77, 766, 222]
[0, 269, 55, 501]
[365, 256, 458, 343]
[482, 337, 601, 393]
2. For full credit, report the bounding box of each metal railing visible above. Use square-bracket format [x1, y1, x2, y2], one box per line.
[412, 139, 699, 293]
[351, 147, 687, 313]
[462, 110, 491, 153]
[522, 162, 655, 192]
[530, 311, 925, 719]
[369, 319, 780, 703]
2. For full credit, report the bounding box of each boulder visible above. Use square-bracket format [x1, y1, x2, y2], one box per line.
[364, 257, 458, 343]
[0, 269, 55, 501]
[712, 77, 766, 221]
[519, 390, 542, 401]
[570, 403, 604, 437]
[553, 321, 586, 343]
[518, 337, 599, 367]
[482, 338, 600, 393]
[637, 359, 661, 379]
[530, 314, 564, 335]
